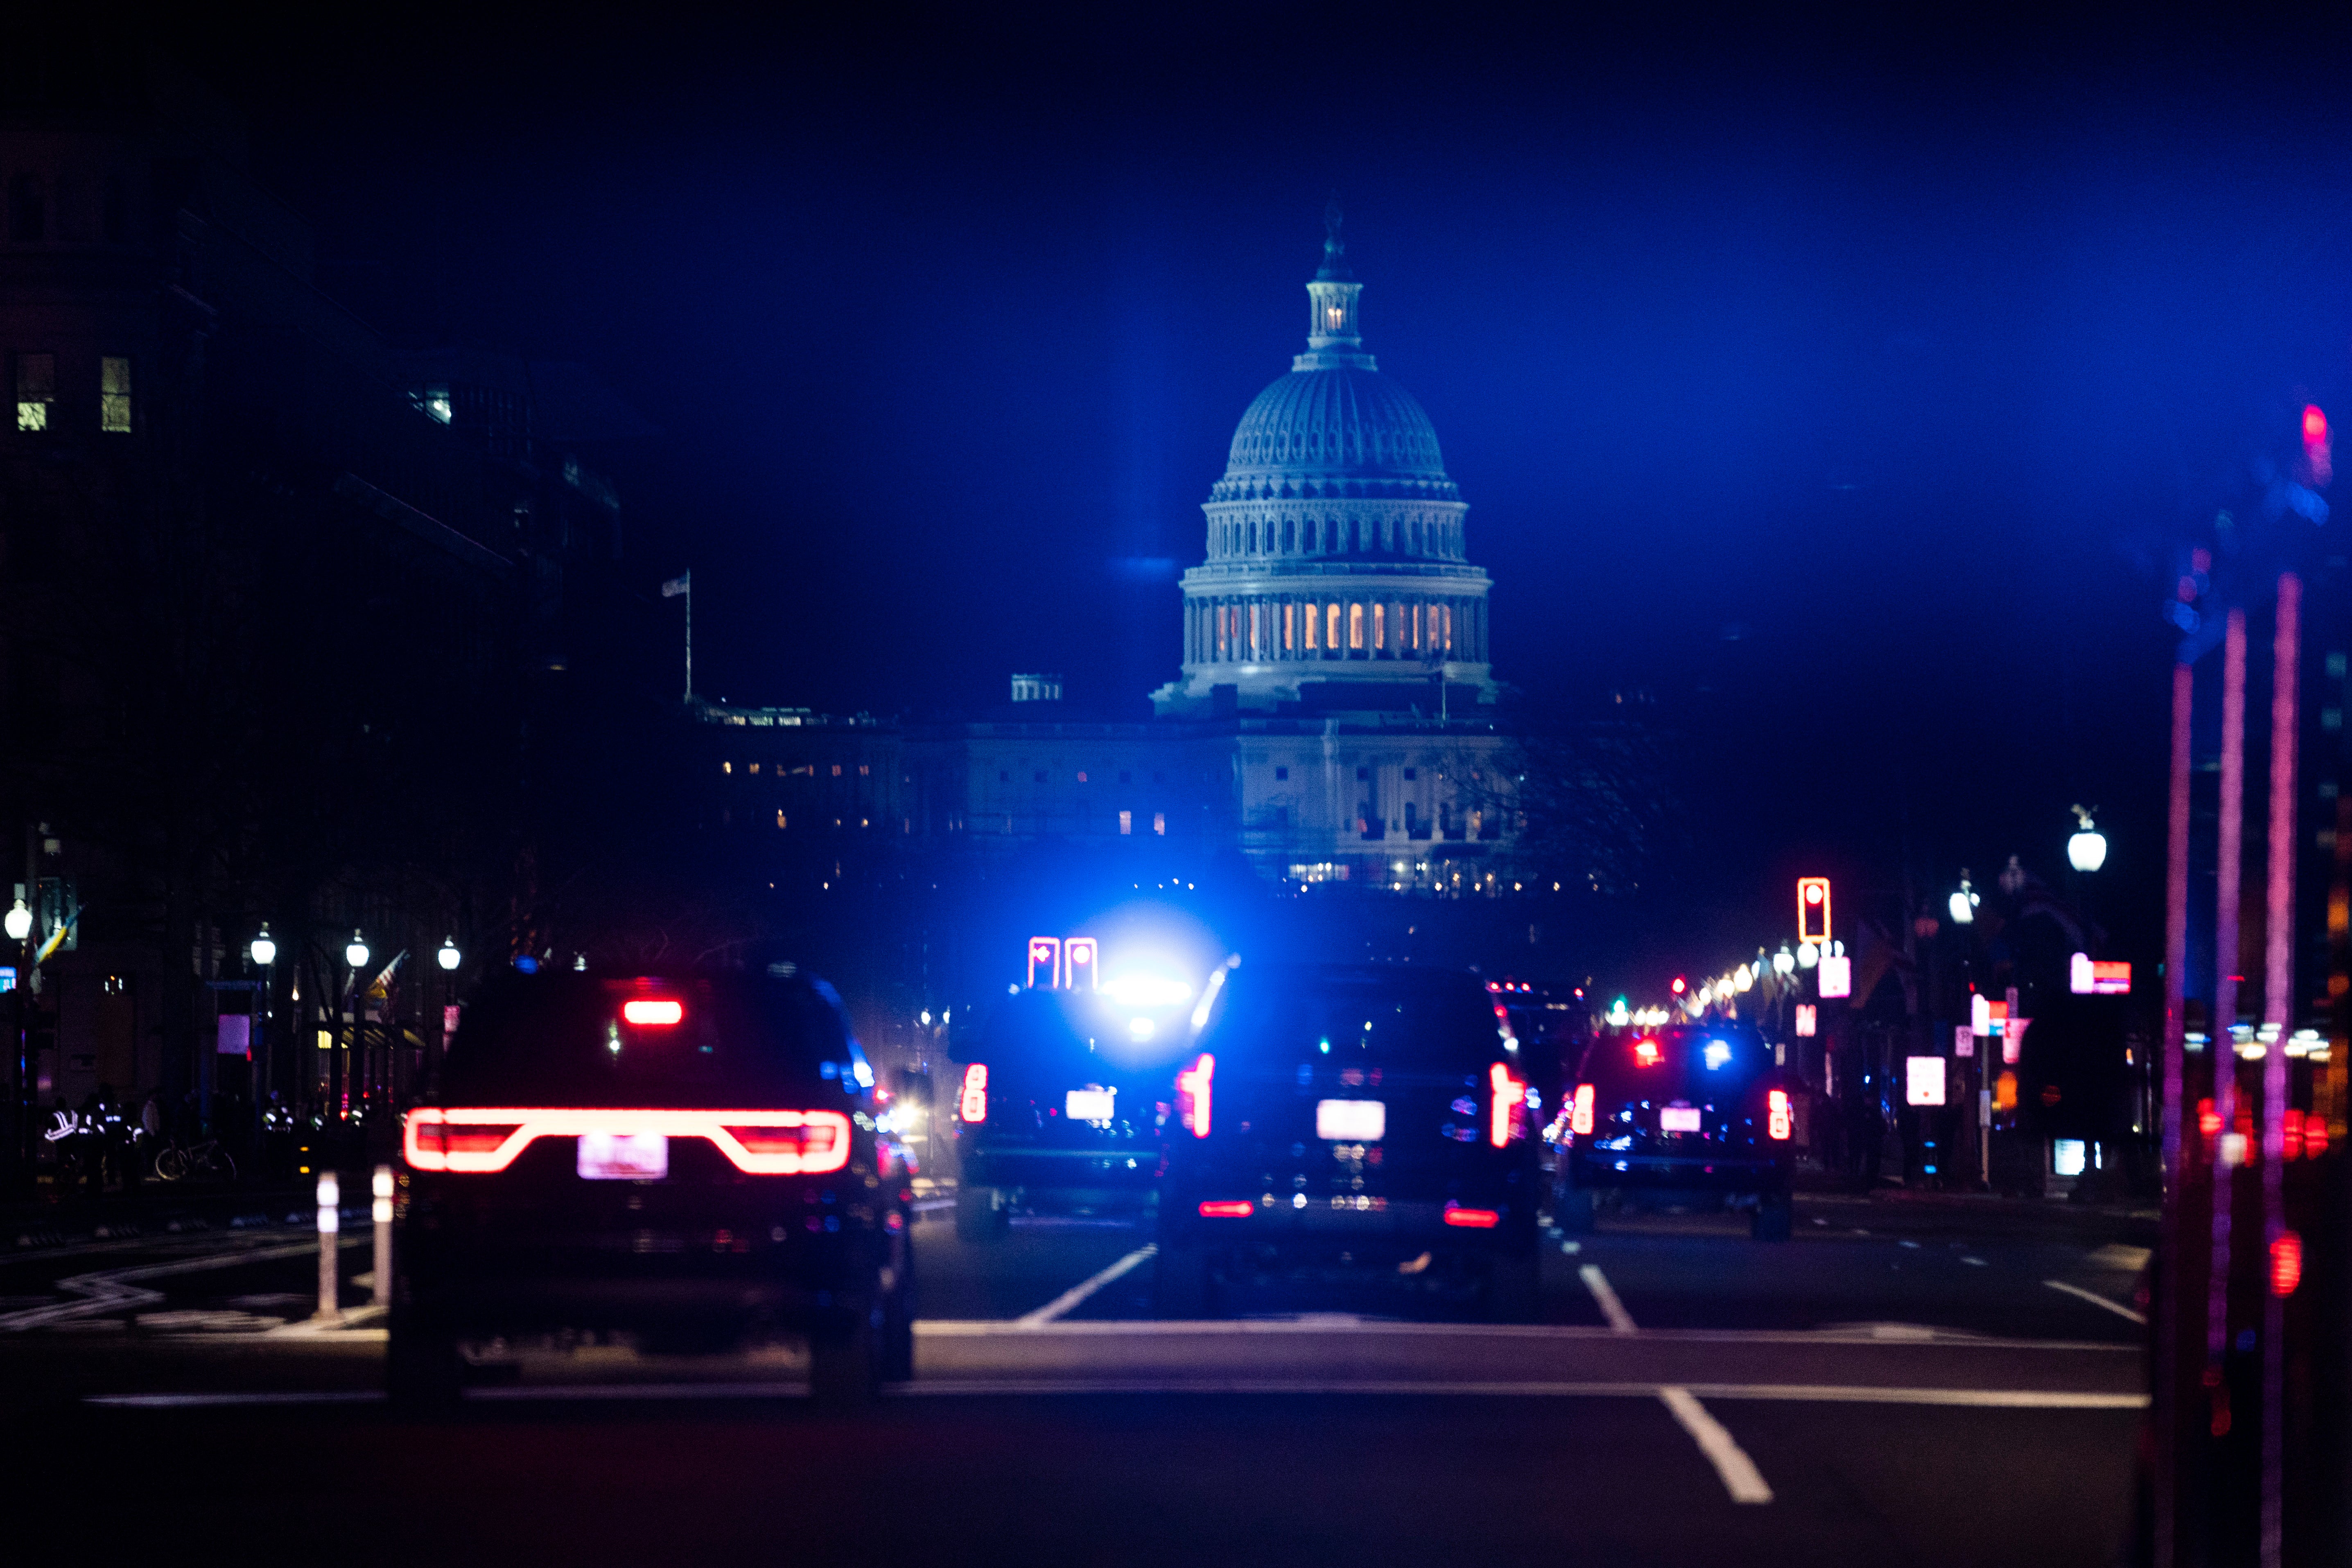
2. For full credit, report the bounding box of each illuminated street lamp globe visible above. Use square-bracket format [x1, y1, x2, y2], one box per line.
[1771, 947, 1796, 977]
[250, 927, 277, 967]
[438, 937, 461, 972]
[1948, 872, 1978, 926]
[1797, 942, 1819, 969]
[3, 902, 30, 943]
[2067, 807, 2108, 874]
[1735, 964, 1754, 993]
[345, 932, 370, 970]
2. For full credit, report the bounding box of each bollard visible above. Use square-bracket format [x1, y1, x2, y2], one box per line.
[314, 1170, 340, 1321]
[372, 1165, 394, 1308]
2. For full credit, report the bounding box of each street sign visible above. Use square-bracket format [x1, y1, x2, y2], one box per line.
[1817, 954, 1852, 998]
[1953, 1025, 1974, 1057]
[1797, 878, 1832, 948]
[1905, 1056, 1947, 1107]
[2004, 1017, 2028, 1065]
[2069, 952, 2132, 995]
[1794, 1003, 1817, 1037]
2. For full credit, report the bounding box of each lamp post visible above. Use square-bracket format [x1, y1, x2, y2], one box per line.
[1947, 872, 1977, 926]
[435, 938, 460, 1084]
[2066, 806, 2108, 874]
[7, 898, 29, 1189]
[340, 932, 368, 1140]
[250, 926, 276, 1155]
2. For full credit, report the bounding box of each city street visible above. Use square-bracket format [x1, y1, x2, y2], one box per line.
[2, 1187, 2151, 1564]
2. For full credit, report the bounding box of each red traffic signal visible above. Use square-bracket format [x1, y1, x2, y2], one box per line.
[1797, 877, 1832, 947]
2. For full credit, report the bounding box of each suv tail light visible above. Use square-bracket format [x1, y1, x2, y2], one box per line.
[1443, 1204, 1501, 1228]
[1570, 1082, 1595, 1137]
[1767, 1089, 1792, 1141]
[1488, 1060, 1526, 1148]
[958, 1063, 989, 1123]
[403, 1108, 852, 1175]
[1177, 1053, 1216, 1138]
[1198, 1199, 1253, 1218]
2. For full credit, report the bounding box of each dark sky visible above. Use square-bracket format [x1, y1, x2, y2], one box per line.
[152, 2, 2352, 956]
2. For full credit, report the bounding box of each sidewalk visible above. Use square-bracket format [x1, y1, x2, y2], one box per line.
[3, 1184, 313, 1250]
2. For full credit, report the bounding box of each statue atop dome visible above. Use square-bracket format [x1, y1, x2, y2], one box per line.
[1317, 194, 1353, 281]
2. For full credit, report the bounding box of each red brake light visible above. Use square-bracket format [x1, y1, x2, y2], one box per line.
[1443, 1206, 1501, 1229]
[1488, 1060, 1525, 1148]
[2198, 1098, 2220, 1138]
[1634, 1039, 1660, 1066]
[1767, 1088, 1792, 1141]
[2271, 1231, 2303, 1297]
[2305, 1111, 2329, 1159]
[959, 1064, 988, 1124]
[1177, 1052, 1215, 1138]
[403, 1107, 851, 1175]
[1198, 1200, 1254, 1218]
[621, 998, 683, 1026]
[1570, 1083, 1595, 1137]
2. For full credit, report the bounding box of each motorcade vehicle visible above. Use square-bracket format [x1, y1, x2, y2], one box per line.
[947, 983, 1188, 1239]
[388, 965, 914, 1405]
[1154, 962, 1545, 1321]
[1552, 1021, 1794, 1240]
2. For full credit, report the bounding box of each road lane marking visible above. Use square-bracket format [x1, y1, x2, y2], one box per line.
[914, 1319, 2134, 1350]
[2043, 1280, 2146, 1325]
[1658, 1386, 1774, 1503]
[1578, 1264, 1637, 1334]
[1961, 1256, 1987, 1267]
[0, 1239, 332, 1332]
[1015, 1244, 1157, 1326]
[84, 1381, 2154, 1410]
[2087, 1243, 2152, 1271]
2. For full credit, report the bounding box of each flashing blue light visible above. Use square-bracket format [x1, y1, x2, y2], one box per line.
[1703, 1040, 1731, 1071]
[513, 956, 539, 974]
[1318, 1037, 1331, 1054]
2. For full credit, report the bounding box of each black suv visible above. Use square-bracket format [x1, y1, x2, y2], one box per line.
[1154, 963, 1544, 1321]
[389, 967, 914, 1404]
[1554, 1023, 1794, 1240]
[947, 986, 1184, 1239]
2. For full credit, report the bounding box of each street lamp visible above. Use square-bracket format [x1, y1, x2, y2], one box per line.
[6, 898, 27, 1184]
[437, 938, 461, 972]
[251, 926, 278, 1139]
[2067, 805, 2108, 873]
[338, 931, 368, 1132]
[1772, 947, 1796, 977]
[1797, 942, 1819, 969]
[1947, 872, 1977, 926]
[250, 927, 277, 967]
[346, 933, 371, 970]
[4, 901, 30, 943]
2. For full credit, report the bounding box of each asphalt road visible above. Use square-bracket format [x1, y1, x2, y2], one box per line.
[0, 1186, 2151, 1566]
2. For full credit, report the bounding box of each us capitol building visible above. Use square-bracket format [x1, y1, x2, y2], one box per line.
[695, 217, 1522, 892]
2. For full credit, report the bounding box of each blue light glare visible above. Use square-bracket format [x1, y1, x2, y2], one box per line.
[1704, 1040, 1731, 1070]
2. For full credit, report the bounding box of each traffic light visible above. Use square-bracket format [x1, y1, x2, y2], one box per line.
[1797, 877, 1831, 948]
[2303, 403, 2332, 487]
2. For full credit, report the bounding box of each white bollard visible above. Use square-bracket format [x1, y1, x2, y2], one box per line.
[372, 1164, 394, 1308]
[315, 1170, 340, 1321]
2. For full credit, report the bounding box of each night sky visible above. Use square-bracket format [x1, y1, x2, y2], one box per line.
[151, 3, 2352, 958]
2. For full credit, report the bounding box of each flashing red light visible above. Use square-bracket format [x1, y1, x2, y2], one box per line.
[2198, 1097, 2220, 1139]
[1570, 1082, 1595, 1137]
[2271, 1230, 2303, 1297]
[1443, 1206, 1501, 1229]
[1767, 1088, 1793, 1141]
[2304, 404, 2327, 446]
[621, 998, 684, 1026]
[403, 1107, 851, 1175]
[958, 1063, 989, 1124]
[1670, 976, 1686, 995]
[1198, 1200, 1254, 1218]
[1634, 1038, 1661, 1066]
[1797, 877, 1832, 947]
[2284, 1112, 2305, 1161]
[1489, 1060, 1526, 1148]
[1177, 1052, 1216, 1138]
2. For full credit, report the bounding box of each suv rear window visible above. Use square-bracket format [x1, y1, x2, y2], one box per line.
[968, 989, 1191, 1078]
[438, 972, 859, 1108]
[1200, 965, 1505, 1070]
[1578, 1026, 1772, 1098]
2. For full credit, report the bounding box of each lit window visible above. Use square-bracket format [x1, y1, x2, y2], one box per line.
[1326, 603, 1341, 651]
[776, 811, 787, 829]
[1119, 811, 1133, 835]
[1372, 603, 1385, 651]
[749, 763, 761, 775]
[16, 353, 54, 431]
[859, 764, 870, 776]
[1304, 602, 1319, 651]
[99, 356, 131, 432]
[1153, 813, 1166, 835]
[1349, 603, 1365, 651]
[1284, 603, 1296, 651]
[1077, 771, 1089, 783]
[831, 764, 842, 777]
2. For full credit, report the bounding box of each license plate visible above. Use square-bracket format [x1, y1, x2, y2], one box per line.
[577, 1131, 668, 1180]
[1316, 1099, 1386, 1141]
[1658, 1106, 1702, 1133]
[1065, 1089, 1116, 1123]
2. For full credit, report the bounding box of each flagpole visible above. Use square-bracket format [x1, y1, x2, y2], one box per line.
[685, 574, 692, 703]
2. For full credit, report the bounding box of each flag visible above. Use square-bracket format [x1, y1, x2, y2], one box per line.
[661, 571, 691, 598]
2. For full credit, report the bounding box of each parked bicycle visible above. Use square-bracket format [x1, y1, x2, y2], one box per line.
[152, 1136, 237, 1184]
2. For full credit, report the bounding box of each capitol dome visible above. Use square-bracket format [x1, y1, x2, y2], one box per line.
[1152, 210, 1496, 718]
